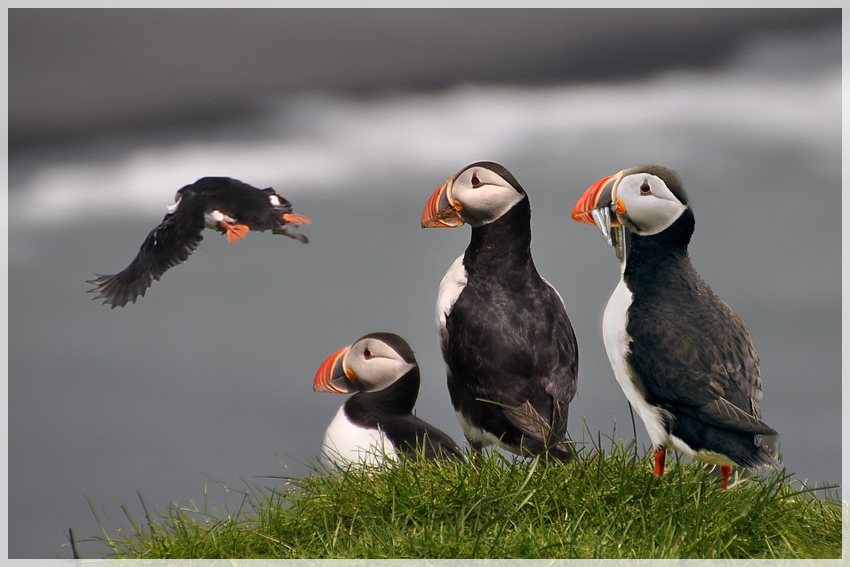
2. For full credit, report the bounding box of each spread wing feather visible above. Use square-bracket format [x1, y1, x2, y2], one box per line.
[87, 210, 205, 308]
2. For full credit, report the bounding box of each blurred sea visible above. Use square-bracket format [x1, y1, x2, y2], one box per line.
[8, 30, 842, 558]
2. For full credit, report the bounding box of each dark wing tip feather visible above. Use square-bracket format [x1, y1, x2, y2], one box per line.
[87, 270, 154, 308]
[688, 397, 777, 436]
[419, 430, 465, 461]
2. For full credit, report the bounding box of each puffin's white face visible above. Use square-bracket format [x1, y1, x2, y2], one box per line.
[615, 172, 687, 237]
[449, 165, 524, 227]
[422, 162, 525, 229]
[342, 337, 415, 393]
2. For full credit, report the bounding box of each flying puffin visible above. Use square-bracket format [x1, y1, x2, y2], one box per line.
[87, 176, 311, 308]
[313, 332, 463, 468]
[421, 161, 578, 461]
[572, 164, 777, 488]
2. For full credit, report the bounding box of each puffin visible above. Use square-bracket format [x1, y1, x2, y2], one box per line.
[572, 164, 777, 488]
[421, 161, 578, 461]
[313, 332, 463, 468]
[87, 176, 311, 308]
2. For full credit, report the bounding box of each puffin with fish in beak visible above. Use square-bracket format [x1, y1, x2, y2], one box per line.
[572, 164, 777, 488]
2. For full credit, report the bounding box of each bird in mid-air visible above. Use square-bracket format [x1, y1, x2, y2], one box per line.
[88, 176, 311, 308]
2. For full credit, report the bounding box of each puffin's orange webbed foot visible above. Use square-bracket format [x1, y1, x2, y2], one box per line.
[653, 448, 666, 477]
[720, 465, 733, 490]
[220, 221, 251, 243]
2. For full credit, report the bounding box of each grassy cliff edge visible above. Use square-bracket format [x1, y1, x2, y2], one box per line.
[83, 438, 841, 560]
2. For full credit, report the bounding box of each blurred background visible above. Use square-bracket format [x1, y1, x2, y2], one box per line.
[7, 8, 842, 559]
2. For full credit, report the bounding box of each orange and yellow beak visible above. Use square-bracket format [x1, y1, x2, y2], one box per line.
[571, 171, 627, 245]
[421, 177, 464, 228]
[313, 346, 358, 394]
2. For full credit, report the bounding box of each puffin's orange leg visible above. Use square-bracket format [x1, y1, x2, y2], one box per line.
[219, 221, 251, 243]
[653, 448, 666, 476]
[282, 212, 311, 225]
[720, 465, 733, 490]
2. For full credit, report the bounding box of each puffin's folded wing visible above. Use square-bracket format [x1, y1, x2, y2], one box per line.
[679, 397, 777, 436]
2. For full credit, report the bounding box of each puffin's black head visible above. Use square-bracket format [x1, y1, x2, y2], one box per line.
[421, 161, 527, 229]
[627, 164, 689, 206]
[260, 187, 294, 211]
[572, 164, 691, 239]
[313, 333, 418, 395]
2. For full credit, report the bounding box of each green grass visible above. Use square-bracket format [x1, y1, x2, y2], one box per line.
[80, 434, 842, 560]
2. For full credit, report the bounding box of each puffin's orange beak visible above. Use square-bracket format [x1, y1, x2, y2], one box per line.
[572, 171, 627, 246]
[313, 346, 357, 394]
[572, 172, 625, 225]
[422, 178, 464, 228]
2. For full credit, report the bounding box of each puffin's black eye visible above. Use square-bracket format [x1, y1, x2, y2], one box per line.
[363, 347, 373, 360]
[640, 182, 652, 195]
[471, 174, 483, 188]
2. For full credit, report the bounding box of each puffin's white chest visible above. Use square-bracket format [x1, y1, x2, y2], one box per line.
[435, 255, 467, 343]
[602, 278, 670, 449]
[319, 406, 398, 469]
[203, 209, 236, 230]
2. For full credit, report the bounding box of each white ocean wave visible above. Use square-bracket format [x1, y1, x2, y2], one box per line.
[8, 64, 840, 231]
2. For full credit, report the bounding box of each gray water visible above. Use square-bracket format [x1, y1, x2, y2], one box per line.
[8, 35, 843, 559]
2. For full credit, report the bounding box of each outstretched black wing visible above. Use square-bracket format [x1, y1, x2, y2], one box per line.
[87, 210, 205, 308]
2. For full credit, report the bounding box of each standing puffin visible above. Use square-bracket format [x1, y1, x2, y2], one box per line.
[313, 332, 463, 468]
[88, 177, 311, 308]
[421, 161, 578, 461]
[572, 164, 777, 488]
